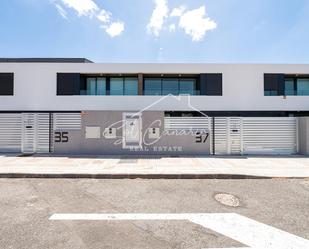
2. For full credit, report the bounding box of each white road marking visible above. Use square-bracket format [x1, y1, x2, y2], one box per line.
[50, 213, 309, 249]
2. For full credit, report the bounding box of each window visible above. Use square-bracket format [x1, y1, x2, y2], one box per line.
[87, 78, 96, 95]
[144, 78, 197, 95]
[124, 78, 138, 95]
[81, 77, 106, 95]
[144, 79, 162, 95]
[110, 78, 124, 95]
[162, 79, 179, 95]
[180, 79, 195, 95]
[266, 74, 309, 96]
[110, 78, 138, 95]
[297, 79, 309, 95]
[96, 78, 106, 95]
[284, 79, 295, 96]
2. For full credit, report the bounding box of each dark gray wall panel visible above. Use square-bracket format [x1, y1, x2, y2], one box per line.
[0, 73, 14, 96]
[57, 73, 80, 96]
[264, 74, 285, 96]
[199, 74, 222, 96]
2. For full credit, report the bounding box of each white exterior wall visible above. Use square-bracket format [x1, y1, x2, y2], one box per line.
[0, 63, 309, 111]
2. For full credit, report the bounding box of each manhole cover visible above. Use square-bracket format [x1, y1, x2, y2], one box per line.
[214, 193, 240, 207]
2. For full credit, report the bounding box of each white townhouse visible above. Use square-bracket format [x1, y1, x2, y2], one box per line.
[0, 58, 309, 155]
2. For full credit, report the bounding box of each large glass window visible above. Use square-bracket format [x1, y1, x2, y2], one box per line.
[110, 78, 138, 95]
[144, 78, 196, 95]
[144, 79, 162, 95]
[124, 78, 138, 95]
[162, 79, 179, 95]
[283, 77, 309, 96]
[110, 78, 124, 95]
[84, 78, 106, 95]
[297, 79, 309, 96]
[96, 78, 106, 95]
[86, 78, 96, 95]
[179, 79, 195, 95]
[284, 79, 295, 96]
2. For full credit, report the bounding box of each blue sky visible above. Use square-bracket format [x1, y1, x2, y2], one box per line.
[0, 0, 309, 63]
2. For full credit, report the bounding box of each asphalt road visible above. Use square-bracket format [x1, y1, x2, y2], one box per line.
[0, 178, 309, 249]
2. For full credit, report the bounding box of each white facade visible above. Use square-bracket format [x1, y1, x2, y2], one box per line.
[1, 63, 309, 111]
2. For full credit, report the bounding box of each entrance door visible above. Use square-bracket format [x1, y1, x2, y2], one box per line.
[22, 113, 36, 154]
[214, 117, 241, 155]
[123, 113, 142, 149]
[229, 117, 241, 155]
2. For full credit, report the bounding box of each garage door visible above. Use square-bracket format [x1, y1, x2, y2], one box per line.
[242, 117, 297, 155]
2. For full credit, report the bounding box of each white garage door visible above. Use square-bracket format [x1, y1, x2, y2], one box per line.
[242, 117, 297, 155]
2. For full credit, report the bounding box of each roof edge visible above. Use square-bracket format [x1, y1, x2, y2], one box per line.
[0, 58, 93, 63]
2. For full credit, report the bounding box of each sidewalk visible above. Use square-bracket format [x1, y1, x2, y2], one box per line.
[0, 154, 309, 179]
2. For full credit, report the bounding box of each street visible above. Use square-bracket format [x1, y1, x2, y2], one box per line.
[0, 178, 309, 249]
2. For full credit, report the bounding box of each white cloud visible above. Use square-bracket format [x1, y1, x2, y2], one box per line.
[60, 0, 98, 17]
[147, 1, 217, 42]
[51, 0, 125, 38]
[55, 4, 67, 19]
[179, 6, 217, 42]
[169, 24, 176, 32]
[97, 9, 111, 24]
[147, 0, 169, 37]
[170, 6, 186, 17]
[105, 22, 125, 37]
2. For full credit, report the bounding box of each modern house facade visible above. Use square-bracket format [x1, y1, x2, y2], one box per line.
[0, 58, 309, 155]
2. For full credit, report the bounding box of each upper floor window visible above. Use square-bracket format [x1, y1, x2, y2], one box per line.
[57, 73, 222, 96]
[144, 78, 196, 96]
[79, 76, 138, 96]
[82, 77, 106, 95]
[264, 74, 309, 96]
[285, 78, 309, 96]
[110, 77, 138, 95]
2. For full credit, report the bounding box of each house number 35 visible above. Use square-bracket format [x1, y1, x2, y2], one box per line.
[54, 132, 69, 143]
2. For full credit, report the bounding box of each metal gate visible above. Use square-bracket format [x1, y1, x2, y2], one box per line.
[22, 113, 51, 154]
[214, 117, 241, 155]
[213, 117, 298, 155]
[0, 113, 22, 153]
[242, 117, 297, 155]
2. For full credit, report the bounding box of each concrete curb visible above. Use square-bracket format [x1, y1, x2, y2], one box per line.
[1, 173, 308, 179]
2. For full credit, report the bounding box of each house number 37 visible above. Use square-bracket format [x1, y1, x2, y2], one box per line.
[196, 132, 209, 143]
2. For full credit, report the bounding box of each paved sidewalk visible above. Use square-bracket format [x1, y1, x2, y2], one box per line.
[0, 154, 309, 178]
